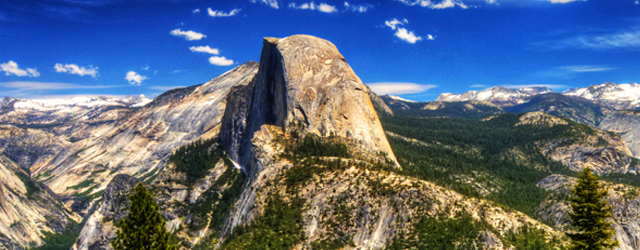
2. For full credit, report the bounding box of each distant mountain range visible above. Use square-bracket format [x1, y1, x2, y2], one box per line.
[436, 82, 640, 110]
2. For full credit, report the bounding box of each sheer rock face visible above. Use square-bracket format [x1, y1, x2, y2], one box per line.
[221, 35, 397, 174]
[599, 111, 640, 157]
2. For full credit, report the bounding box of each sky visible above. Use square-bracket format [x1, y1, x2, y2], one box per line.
[0, 0, 638, 101]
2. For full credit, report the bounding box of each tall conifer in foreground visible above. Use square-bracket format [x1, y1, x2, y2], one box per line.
[111, 183, 175, 250]
[568, 167, 618, 250]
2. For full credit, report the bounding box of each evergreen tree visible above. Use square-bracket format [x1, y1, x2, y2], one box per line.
[568, 167, 618, 250]
[111, 183, 175, 250]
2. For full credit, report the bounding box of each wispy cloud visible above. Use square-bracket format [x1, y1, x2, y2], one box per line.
[470, 84, 487, 88]
[250, 0, 280, 9]
[367, 82, 437, 95]
[208, 56, 234, 66]
[207, 8, 241, 17]
[0, 81, 124, 98]
[289, 2, 338, 13]
[501, 84, 569, 90]
[343, 2, 374, 12]
[537, 29, 640, 50]
[189, 45, 220, 55]
[192, 8, 200, 13]
[150, 85, 188, 91]
[1, 61, 40, 77]
[560, 65, 617, 73]
[54, 63, 98, 78]
[170, 29, 206, 41]
[544, 0, 585, 3]
[384, 18, 426, 44]
[125, 71, 148, 85]
[536, 65, 617, 79]
[395, 0, 468, 9]
[0, 81, 116, 90]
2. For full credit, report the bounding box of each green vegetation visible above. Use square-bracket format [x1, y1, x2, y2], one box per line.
[283, 134, 350, 159]
[188, 160, 246, 233]
[380, 113, 581, 216]
[220, 194, 304, 250]
[568, 167, 618, 250]
[505, 225, 562, 250]
[112, 183, 175, 250]
[30, 221, 80, 250]
[66, 179, 94, 190]
[169, 138, 225, 182]
[14, 170, 41, 199]
[380, 97, 504, 119]
[388, 211, 486, 250]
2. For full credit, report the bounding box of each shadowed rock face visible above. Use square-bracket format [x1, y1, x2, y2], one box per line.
[599, 111, 640, 157]
[221, 35, 397, 174]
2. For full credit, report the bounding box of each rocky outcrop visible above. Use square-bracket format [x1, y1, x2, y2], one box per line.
[220, 35, 397, 175]
[538, 175, 640, 250]
[0, 155, 75, 249]
[520, 112, 635, 175]
[0, 125, 74, 172]
[38, 61, 258, 199]
[72, 174, 140, 250]
[599, 110, 640, 157]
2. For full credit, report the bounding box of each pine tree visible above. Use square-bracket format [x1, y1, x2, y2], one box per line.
[568, 167, 618, 250]
[111, 183, 175, 250]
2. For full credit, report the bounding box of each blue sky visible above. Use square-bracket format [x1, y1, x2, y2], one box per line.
[0, 0, 638, 101]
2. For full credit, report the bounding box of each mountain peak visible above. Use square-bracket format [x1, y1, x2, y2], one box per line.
[220, 34, 397, 174]
[436, 86, 556, 107]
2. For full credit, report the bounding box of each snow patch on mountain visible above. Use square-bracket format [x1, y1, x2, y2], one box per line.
[436, 86, 554, 107]
[563, 82, 640, 110]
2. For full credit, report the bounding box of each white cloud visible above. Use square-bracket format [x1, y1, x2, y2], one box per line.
[125, 71, 148, 85]
[485, 0, 498, 4]
[384, 19, 424, 44]
[289, 2, 338, 13]
[539, 30, 640, 50]
[250, 0, 280, 9]
[189, 45, 220, 55]
[343, 2, 374, 12]
[636, 0, 639, 4]
[170, 29, 206, 41]
[192, 8, 200, 13]
[1, 61, 40, 77]
[142, 64, 149, 70]
[207, 8, 241, 17]
[385, 18, 407, 30]
[427, 34, 435, 40]
[208, 56, 234, 66]
[395, 0, 468, 9]
[395, 28, 423, 43]
[54, 63, 98, 78]
[367, 82, 437, 95]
